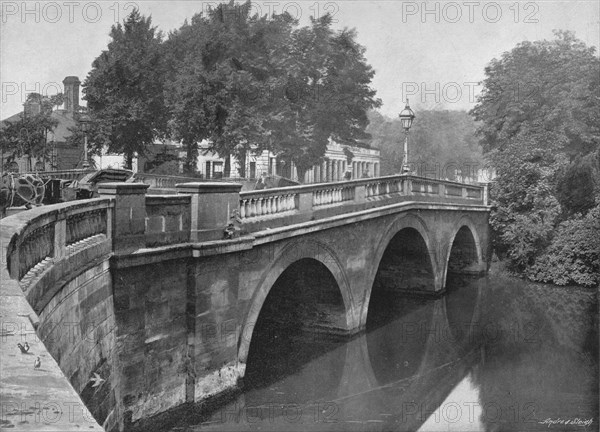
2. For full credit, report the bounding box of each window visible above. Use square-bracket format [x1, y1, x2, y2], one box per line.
[213, 161, 223, 179]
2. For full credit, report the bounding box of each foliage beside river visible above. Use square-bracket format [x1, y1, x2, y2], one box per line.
[472, 31, 600, 287]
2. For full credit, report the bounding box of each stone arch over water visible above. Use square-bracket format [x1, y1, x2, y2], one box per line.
[238, 240, 355, 367]
[442, 217, 485, 287]
[362, 214, 439, 327]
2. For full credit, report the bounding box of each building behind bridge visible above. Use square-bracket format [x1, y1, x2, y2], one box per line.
[2, 75, 380, 183]
[1, 76, 83, 172]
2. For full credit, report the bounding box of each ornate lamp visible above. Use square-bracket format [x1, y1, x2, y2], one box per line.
[398, 99, 415, 174]
[79, 113, 91, 169]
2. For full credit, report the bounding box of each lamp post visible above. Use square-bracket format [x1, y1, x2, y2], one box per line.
[79, 114, 91, 169]
[398, 98, 415, 174]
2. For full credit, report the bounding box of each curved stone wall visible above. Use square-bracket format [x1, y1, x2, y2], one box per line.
[1, 199, 113, 431]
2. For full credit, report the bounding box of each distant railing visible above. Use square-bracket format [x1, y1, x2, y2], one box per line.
[133, 172, 250, 189]
[134, 172, 202, 189]
[21, 169, 95, 181]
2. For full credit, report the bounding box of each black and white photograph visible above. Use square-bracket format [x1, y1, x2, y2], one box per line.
[1, 1, 598, 431]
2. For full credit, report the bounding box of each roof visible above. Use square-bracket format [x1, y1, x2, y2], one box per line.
[1, 109, 77, 143]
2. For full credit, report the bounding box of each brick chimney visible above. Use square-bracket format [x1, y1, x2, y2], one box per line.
[62, 76, 80, 113]
[23, 101, 41, 117]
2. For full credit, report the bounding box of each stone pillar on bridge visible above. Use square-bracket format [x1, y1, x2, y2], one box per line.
[176, 182, 242, 242]
[98, 182, 149, 254]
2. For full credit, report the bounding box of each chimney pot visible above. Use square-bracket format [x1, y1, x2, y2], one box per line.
[63, 76, 81, 113]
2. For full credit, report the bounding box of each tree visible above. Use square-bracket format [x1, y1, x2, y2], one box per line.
[165, 3, 380, 179]
[269, 16, 381, 180]
[471, 31, 600, 284]
[165, 2, 296, 174]
[84, 9, 167, 169]
[0, 93, 60, 170]
[471, 30, 600, 158]
[555, 151, 599, 217]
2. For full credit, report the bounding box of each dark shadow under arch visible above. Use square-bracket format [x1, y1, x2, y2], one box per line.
[244, 258, 347, 397]
[447, 225, 479, 275]
[367, 227, 436, 328]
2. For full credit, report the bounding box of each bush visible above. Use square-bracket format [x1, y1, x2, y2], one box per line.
[528, 205, 600, 286]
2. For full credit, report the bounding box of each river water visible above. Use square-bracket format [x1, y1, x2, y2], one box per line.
[163, 271, 598, 432]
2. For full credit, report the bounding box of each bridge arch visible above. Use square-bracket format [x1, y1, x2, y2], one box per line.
[442, 216, 484, 288]
[361, 214, 439, 327]
[238, 240, 356, 366]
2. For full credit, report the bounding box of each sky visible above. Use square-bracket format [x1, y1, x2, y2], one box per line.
[1, 0, 599, 119]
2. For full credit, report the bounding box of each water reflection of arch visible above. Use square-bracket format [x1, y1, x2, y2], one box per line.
[361, 214, 439, 327]
[443, 275, 484, 353]
[337, 297, 481, 428]
[238, 239, 357, 365]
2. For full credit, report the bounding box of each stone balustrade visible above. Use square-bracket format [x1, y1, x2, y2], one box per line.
[365, 177, 404, 197]
[6, 198, 112, 283]
[238, 175, 487, 223]
[313, 184, 355, 207]
[239, 191, 298, 218]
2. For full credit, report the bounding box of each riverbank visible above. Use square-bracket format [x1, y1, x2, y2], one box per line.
[489, 259, 599, 290]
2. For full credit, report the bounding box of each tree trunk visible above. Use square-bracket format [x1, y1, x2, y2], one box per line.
[184, 141, 197, 174]
[237, 152, 246, 178]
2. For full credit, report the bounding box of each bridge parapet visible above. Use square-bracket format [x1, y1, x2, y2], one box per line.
[238, 174, 488, 231]
[5, 198, 112, 285]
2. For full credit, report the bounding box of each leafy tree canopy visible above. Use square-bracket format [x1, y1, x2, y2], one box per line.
[84, 9, 167, 168]
[471, 30, 600, 158]
[164, 1, 380, 176]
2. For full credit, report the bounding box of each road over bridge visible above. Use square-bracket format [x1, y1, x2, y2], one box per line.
[1, 174, 490, 431]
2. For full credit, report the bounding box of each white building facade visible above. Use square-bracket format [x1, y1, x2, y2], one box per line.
[94, 138, 381, 184]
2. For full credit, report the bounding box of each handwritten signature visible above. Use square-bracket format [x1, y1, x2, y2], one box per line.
[538, 418, 594, 428]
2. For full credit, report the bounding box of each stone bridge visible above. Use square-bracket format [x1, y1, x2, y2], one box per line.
[1, 174, 490, 431]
